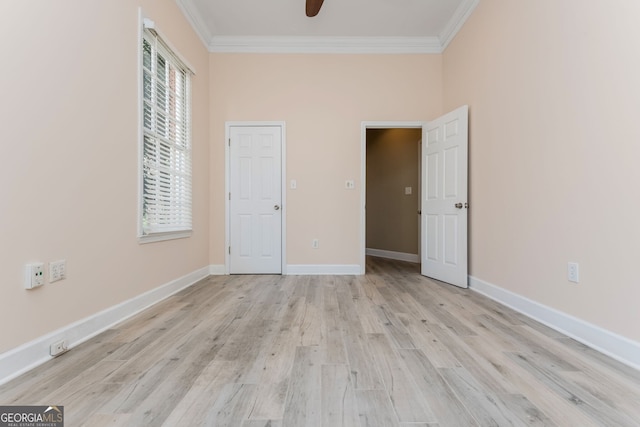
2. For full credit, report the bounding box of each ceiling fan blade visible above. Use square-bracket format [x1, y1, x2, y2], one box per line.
[306, 0, 324, 17]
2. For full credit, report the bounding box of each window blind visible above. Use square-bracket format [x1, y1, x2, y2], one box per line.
[141, 28, 192, 236]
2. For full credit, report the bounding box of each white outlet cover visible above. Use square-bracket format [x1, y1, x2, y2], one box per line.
[25, 263, 45, 289]
[568, 262, 579, 283]
[50, 340, 68, 357]
[405, 186, 412, 195]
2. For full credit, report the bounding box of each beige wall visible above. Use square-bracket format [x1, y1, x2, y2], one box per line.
[0, 0, 210, 352]
[209, 54, 442, 265]
[366, 129, 421, 254]
[443, 0, 640, 341]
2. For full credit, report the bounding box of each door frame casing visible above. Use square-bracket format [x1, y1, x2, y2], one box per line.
[225, 121, 287, 275]
[360, 121, 425, 274]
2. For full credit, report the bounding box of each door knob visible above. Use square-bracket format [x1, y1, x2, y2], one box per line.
[274, 205, 280, 210]
[455, 203, 463, 209]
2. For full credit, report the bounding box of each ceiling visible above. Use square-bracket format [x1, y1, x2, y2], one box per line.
[176, 0, 480, 53]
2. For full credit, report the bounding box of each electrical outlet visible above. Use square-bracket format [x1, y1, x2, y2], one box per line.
[50, 340, 68, 357]
[49, 260, 66, 283]
[312, 239, 319, 249]
[25, 263, 45, 289]
[568, 262, 579, 283]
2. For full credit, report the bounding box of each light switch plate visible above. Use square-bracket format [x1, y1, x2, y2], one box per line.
[49, 260, 66, 283]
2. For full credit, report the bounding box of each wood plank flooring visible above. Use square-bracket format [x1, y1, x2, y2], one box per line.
[1, 257, 639, 426]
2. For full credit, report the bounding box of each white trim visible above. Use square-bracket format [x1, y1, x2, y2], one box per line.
[175, 0, 213, 50]
[137, 8, 145, 240]
[469, 276, 640, 372]
[439, 0, 480, 50]
[138, 231, 192, 244]
[361, 121, 425, 275]
[281, 126, 288, 275]
[366, 248, 419, 263]
[209, 264, 226, 275]
[287, 265, 361, 275]
[225, 125, 230, 274]
[225, 122, 287, 275]
[176, 0, 479, 54]
[0, 266, 210, 386]
[208, 36, 442, 54]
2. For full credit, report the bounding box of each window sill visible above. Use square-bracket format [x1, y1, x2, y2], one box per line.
[138, 230, 192, 244]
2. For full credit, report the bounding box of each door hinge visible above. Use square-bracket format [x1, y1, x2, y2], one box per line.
[228, 246, 231, 255]
[229, 192, 231, 200]
[228, 138, 231, 146]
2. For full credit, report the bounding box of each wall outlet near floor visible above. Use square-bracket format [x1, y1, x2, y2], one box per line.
[312, 239, 319, 249]
[49, 260, 66, 283]
[24, 263, 45, 289]
[50, 340, 68, 357]
[568, 262, 579, 283]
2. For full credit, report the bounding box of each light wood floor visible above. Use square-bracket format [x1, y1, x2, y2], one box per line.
[1, 257, 639, 426]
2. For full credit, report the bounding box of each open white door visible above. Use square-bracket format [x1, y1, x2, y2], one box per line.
[421, 106, 468, 288]
[229, 126, 282, 274]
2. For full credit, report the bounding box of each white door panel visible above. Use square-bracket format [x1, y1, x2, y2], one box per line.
[421, 106, 468, 288]
[230, 126, 282, 274]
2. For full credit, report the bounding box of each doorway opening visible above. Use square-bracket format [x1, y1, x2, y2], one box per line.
[366, 128, 422, 264]
[360, 122, 424, 274]
[361, 107, 469, 286]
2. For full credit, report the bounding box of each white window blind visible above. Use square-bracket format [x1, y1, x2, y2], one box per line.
[141, 27, 192, 238]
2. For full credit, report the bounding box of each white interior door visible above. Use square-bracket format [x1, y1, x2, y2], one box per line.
[229, 126, 282, 274]
[421, 106, 468, 288]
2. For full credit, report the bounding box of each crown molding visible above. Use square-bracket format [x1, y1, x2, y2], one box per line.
[208, 36, 442, 54]
[176, 0, 479, 54]
[439, 0, 480, 50]
[175, 0, 213, 49]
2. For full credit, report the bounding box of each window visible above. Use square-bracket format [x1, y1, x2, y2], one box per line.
[140, 22, 192, 241]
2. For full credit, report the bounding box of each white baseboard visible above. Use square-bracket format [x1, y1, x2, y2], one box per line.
[0, 266, 211, 386]
[366, 248, 419, 263]
[209, 264, 226, 275]
[469, 276, 640, 371]
[286, 264, 361, 275]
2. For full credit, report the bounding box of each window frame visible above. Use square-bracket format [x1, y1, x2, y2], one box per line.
[138, 13, 195, 244]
